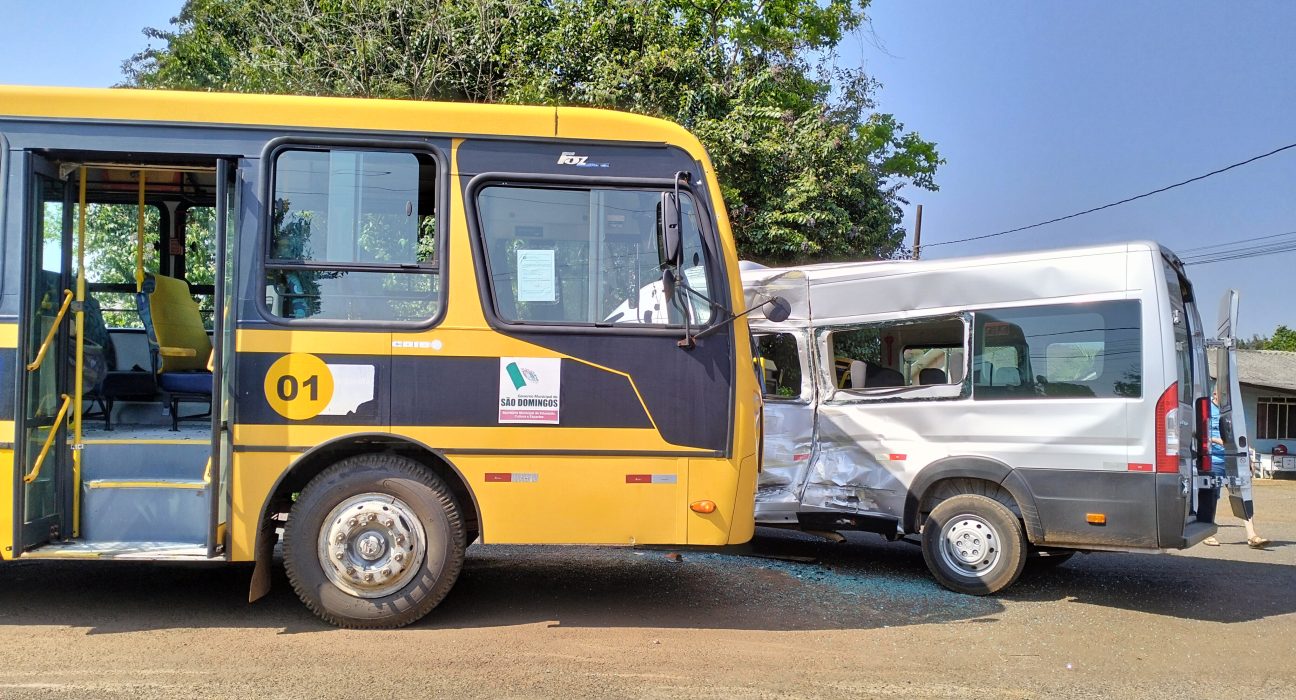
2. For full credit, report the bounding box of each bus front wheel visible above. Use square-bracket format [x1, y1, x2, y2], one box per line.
[920, 493, 1026, 595]
[284, 454, 466, 628]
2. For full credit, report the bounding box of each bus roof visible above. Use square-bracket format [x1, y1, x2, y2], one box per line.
[0, 84, 711, 161]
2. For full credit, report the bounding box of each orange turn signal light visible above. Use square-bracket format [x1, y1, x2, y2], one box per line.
[1086, 513, 1107, 525]
[690, 500, 717, 514]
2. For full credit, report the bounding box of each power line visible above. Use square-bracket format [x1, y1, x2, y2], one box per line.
[1180, 229, 1296, 266]
[1176, 229, 1296, 255]
[923, 142, 1296, 250]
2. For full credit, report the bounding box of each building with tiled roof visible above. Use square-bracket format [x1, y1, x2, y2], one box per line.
[1210, 349, 1296, 469]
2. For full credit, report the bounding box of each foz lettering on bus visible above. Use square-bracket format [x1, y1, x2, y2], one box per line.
[499, 357, 562, 424]
[557, 151, 609, 168]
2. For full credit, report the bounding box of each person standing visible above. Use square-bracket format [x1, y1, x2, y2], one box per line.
[1201, 394, 1269, 548]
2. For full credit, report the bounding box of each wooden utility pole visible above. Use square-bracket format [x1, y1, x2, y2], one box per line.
[913, 204, 924, 259]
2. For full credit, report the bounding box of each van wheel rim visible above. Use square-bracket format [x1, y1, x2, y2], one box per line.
[939, 514, 1000, 577]
[317, 492, 427, 599]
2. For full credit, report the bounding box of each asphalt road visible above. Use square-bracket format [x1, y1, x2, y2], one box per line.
[0, 480, 1292, 699]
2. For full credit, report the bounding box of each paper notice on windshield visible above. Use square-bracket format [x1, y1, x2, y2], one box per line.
[517, 249, 556, 302]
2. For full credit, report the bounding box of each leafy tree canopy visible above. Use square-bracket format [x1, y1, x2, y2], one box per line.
[1237, 326, 1296, 352]
[124, 0, 941, 263]
[1266, 325, 1296, 352]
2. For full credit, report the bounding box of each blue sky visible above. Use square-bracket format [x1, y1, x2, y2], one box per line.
[850, 2, 1296, 338]
[1, 1, 1292, 336]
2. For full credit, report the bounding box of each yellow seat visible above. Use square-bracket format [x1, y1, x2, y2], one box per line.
[140, 274, 211, 371]
[137, 274, 212, 430]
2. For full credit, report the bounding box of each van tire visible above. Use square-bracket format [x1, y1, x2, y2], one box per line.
[284, 454, 466, 629]
[921, 494, 1026, 595]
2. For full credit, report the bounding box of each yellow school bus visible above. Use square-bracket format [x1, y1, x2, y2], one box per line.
[0, 86, 764, 627]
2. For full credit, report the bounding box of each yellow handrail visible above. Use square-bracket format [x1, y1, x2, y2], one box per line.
[25, 290, 73, 372]
[23, 394, 71, 484]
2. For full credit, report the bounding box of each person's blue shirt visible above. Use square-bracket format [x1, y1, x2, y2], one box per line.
[1210, 400, 1226, 476]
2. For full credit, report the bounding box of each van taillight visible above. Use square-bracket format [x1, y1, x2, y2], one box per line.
[1155, 383, 1179, 473]
[1195, 396, 1211, 473]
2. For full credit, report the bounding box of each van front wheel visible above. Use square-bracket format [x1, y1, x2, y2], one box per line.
[921, 494, 1026, 595]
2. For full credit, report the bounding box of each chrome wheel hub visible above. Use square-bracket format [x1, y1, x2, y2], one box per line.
[939, 514, 1000, 577]
[318, 492, 426, 598]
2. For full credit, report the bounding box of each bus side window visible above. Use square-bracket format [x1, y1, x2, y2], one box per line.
[265, 147, 440, 323]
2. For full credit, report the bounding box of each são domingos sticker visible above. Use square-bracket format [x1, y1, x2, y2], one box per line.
[498, 357, 561, 424]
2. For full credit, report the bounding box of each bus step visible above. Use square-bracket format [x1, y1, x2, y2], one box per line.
[22, 541, 213, 560]
[79, 440, 209, 482]
[81, 479, 210, 544]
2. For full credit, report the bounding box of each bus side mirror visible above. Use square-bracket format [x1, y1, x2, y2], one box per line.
[763, 296, 791, 323]
[660, 191, 683, 270]
[661, 267, 678, 305]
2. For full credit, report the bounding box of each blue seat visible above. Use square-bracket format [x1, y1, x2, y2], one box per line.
[83, 294, 157, 430]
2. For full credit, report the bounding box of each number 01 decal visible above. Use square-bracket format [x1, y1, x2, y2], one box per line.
[264, 353, 336, 420]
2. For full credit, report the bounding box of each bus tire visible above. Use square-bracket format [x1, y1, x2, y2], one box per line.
[921, 494, 1026, 595]
[284, 454, 466, 629]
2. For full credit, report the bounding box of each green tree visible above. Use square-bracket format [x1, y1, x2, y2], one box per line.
[43, 201, 217, 327]
[1237, 333, 1269, 350]
[1266, 325, 1296, 352]
[124, 0, 940, 264]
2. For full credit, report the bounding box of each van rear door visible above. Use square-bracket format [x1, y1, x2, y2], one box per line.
[1157, 253, 1204, 548]
[1214, 289, 1254, 518]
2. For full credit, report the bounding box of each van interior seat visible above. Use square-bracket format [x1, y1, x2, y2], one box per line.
[918, 367, 947, 385]
[849, 360, 867, 389]
[871, 366, 905, 387]
[850, 360, 905, 389]
[993, 366, 1021, 387]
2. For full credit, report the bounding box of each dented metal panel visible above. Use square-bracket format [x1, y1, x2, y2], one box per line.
[758, 400, 815, 508]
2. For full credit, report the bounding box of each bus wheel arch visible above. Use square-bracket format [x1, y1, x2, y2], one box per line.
[249, 434, 480, 603]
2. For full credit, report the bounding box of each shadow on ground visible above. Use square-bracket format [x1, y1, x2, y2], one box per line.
[0, 523, 1290, 634]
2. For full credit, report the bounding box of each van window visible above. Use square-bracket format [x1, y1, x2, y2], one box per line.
[756, 333, 802, 399]
[903, 345, 966, 385]
[973, 300, 1141, 400]
[1163, 256, 1194, 405]
[827, 316, 966, 398]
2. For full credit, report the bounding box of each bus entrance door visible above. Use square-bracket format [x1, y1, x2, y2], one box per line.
[18, 155, 73, 549]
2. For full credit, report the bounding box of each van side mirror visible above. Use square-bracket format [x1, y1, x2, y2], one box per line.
[763, 296, 791, 323]
[660, 191, 682, 270]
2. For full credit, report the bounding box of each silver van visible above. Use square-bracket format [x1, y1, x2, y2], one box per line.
[744, 241, 1252, 595]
